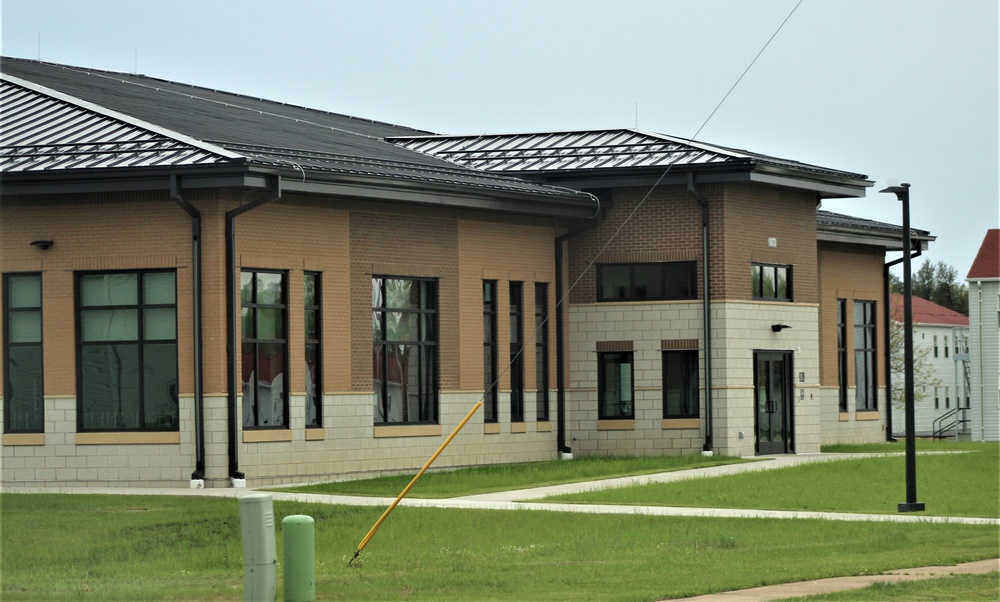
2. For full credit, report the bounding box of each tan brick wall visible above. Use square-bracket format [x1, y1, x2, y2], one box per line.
[718, 184, 819, 303]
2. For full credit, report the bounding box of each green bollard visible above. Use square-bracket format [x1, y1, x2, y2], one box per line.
[282, 515, 315, 602]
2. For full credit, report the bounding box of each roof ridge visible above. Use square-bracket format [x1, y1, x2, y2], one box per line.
[0, 73, 242, 162]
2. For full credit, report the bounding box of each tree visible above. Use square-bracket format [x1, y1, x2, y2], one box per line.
[911, 260, 969, 315]
[887, 316, 940, 410]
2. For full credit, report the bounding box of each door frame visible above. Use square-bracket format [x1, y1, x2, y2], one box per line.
[753, 350, 794, 455]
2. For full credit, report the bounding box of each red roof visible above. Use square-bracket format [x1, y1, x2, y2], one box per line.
[890, 293, 969, 326]
[967, 229, 999, 279]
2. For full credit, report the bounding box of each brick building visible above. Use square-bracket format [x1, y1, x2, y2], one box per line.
[1, 58, 932, 487]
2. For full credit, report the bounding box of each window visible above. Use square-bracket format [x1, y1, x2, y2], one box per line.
[598, 352, 633, 419]
[663, 350, 699, 419]
[483, 280, 498, 423]
[77, 271, 177, 431]
[509, 282, 524, 422]
[304, 272, 321, 428]
[535, 283, 549, 421]
[854, 300, 877, 411]
[934, 387, 940, 409]
[933, 335, 939, 358]
[241, 270, 287, 429]
[597, 261, 697, 302]
[945, 386, 950, 409]
[837, 299, 848, 412]
[944, 337, 949, 358]
[752, 263, 791, 301]
[372, 276, 437, 424]
[4, 273, 43, 433]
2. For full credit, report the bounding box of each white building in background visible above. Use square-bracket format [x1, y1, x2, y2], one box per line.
[966, 229, 999, 442]
[889, 294, 969, 437]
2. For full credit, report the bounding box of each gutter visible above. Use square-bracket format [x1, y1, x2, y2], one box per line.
[170, 175, 206, 483]
[225, 175, 282, 484]
[883, 245, 922, 442]
[687, 173, 714, 454]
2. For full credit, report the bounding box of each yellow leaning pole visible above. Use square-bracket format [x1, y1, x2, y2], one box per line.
[350, 399, 483, 565]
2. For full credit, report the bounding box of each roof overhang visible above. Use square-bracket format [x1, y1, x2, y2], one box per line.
[0, 163, 600, 219]
[817, 227, 934, 251]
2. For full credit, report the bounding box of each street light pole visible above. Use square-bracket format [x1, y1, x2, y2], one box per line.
[880, 182, 925, 513]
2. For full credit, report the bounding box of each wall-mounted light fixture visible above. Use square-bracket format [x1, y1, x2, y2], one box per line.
[30, 240, 54, 250]
[771, 324, 792, 333]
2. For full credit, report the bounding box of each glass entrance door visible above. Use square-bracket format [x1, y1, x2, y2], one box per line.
[754, 351, 793, 454]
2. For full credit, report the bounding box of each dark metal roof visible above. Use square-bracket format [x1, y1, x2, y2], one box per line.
[817, 209, 934, 250]
[0, 57, 597, 214]
[388, 129, 873, 198]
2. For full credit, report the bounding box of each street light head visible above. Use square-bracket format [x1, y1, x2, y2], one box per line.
[879, 183, 911, 201]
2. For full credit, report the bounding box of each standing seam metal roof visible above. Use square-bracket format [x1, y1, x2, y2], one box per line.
[389, 129, 869, 181]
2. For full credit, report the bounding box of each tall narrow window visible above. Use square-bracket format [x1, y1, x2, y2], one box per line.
[945, 386, 950, 409]
[854, 300, 877, 411]
[752, 263, 791, 301]
[241, 270, 288, 429]
[598, 351, 634, 419]
[304, 272, 321, 428]
[944, 337, 949, 358]
[509, 281, 524, 422]
[933, 335, 939, 358]
[663, 350, 699, 419]
[77, 271, 178, 431]
[4, 273, 43, 433]
[535, 283, 549, 421]
[837, 299, 848, 412]
[373, 276, 438, 424]
[483, 280, 498, 423]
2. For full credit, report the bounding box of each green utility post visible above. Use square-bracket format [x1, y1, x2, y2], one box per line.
[282, 515, 315, 602]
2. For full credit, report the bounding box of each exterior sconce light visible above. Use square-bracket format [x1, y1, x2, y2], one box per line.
[771, 324, 792, 332]
[30, 240, 54, 250]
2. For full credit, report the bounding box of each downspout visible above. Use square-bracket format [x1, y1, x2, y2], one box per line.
[884, 245, 922, 441]
[554, 196, 603, 456]
[975, 281, 984, 440]
[687, 173, 713, 454]
[226, 176, 282, 482]
[170, 175, 205, 481]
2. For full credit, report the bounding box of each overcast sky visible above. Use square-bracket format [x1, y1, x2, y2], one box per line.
[3, 0, 996, 276]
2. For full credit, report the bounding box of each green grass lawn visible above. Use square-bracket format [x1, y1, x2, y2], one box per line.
[1, 493, 997, 601]
[543, 442, 999, 517]
[276, 454, 754, 498]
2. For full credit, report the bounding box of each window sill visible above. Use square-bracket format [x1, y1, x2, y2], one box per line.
[243, 430, 292, 443]
[305, 428, 325, 441]
[662, 418, 700, 430]
[76, 432, 180, 445]
[374, 424, 442, 438]
[510, 422, 527, 434]
[3, 433, 45, 446]
[597, 419, 635, 430]
[484, 423, 501, 435]
[839, 412, 851, 422]
[856, 411, 881, 421]
[536, 421, 552, 432]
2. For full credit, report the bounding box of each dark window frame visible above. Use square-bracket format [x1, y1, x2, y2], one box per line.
[598, 351, 634, 420]
[837, 299, 848, 412]
[241, 269, 289, 430]
[596, 261, 698, 302]
[854, 300, 877, 411]
[76, 269, 178, 432]
[372, 276, 439, 425]
[751, 263, 792, 302]
[3, 272, 44, 433]
[509, 281, 524, 423]
[662, 349, 699, 419]
[483, 280, 498, 423]
[304, 272, 322, 428]
[535, 282, 549, 422]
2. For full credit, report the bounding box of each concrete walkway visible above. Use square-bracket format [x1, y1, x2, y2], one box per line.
[5, 452, 999, 600]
